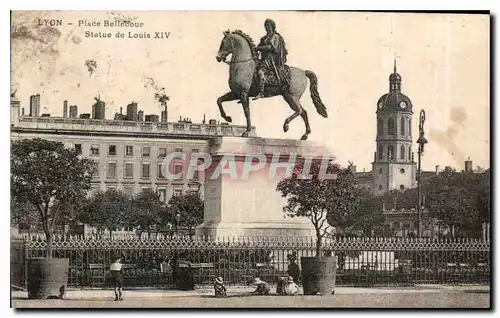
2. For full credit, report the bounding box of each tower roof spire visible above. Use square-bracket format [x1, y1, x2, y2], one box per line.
[393, 58, 397, 74]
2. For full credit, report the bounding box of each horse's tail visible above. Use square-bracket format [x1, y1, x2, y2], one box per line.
[305, 70, 328, 118]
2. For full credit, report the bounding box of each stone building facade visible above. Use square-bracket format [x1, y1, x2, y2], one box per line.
[10, 94, 249, 205]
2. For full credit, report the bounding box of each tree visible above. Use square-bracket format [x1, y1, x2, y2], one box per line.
[381, 188, 419, 211]
[277, 161, 363, 257]
[129, 189, 164, 239]
[167, 192, 204, 237]
[425, 169, 490, 237]
[11, 197, 39, 235]
[342, 189, 389, 236]
[476, 169, 490, 224]
[81, 189, 129, 238]
[11, 138, 95, 257]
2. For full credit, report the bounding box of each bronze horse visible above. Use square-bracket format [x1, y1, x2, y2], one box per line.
[216, 30, 328, 140]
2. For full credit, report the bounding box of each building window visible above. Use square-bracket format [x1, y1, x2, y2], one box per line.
[388, 117, 395, 136]
[141, 163, 151, 179]
[123, 186, 134, 198]
[378, 184, 383, 191]
[409, 146, 412, 160]
[108, 145, 117, 156]
[173, 189, 182, 197]
[125, 145, 133, 157]
[107, 185, 117, 191]
[92, 161, 99, 178]
[377, 118, 383, 136]
[174, 164, 183, 179]
[378, 168, 383, 174]
[400, 168, 405, 174]
[174, 147, 183, 153]
[400, 185, 405, 191]
[378, 145, 383, 160]
[409, 118, 412, 137]
[400, 145, 405, 160]
[158, 147, 167, 158]
[141, 186, 151, 193]
[158, 188, 166, 203]
[124, 163, 134, 179]
[392, 221, 400, 229]
[142, 146, 150, 157]
[400, 117, 405, 136]
[388, 145, 394, 160]
[157, 163, 165, 179]
[107, 162, 117, 179]
[74, 144, 82, 154]
[90, 145, 100, 156]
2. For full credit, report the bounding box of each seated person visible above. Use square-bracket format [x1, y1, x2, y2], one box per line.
[283, 276, 300, 296]
[276, 277, 287, 295]
[252, 277, 271, 295]
[214, 277, 227, 298]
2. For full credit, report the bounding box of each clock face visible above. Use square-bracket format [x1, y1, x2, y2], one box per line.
[378, 102, 384, 109]
[399, 101, 407, 109]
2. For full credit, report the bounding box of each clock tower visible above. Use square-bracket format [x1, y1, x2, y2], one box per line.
[372, 61, 416, 196]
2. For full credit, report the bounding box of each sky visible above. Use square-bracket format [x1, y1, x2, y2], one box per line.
[10, 11, 490, 172]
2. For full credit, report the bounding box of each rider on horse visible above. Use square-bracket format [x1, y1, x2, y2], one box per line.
[253, 19, 291, 100]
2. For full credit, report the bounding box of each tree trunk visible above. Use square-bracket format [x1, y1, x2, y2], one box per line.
[315, 234, 322, 257]
[46, 232, 53, 259]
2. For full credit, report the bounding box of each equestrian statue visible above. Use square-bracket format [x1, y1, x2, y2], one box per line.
[216, 19, 328, 140]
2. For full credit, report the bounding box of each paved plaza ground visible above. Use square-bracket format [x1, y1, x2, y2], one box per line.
[11, 285, 490, 309]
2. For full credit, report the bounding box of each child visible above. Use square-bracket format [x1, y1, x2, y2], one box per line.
[110, 257, 124, 301]
[283, 276, 300, 296]
[214, 277, 227, 298]
[252, 277, 270, 295]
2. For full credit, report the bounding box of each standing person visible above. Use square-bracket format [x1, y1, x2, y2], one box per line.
[252, 277, 271, 295]
[170, 254, 179, 288]
[110, 256, 124, 301]
[287, 253, 300, 283]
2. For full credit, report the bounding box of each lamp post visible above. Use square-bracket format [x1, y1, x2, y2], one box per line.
[175, 212, 181, 237]
[416, 109, 428, 237]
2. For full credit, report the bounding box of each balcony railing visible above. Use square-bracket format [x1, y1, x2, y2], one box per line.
[16, 116, 250, 137]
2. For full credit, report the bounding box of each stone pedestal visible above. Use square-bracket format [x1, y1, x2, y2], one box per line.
[196, 137, 335, 238]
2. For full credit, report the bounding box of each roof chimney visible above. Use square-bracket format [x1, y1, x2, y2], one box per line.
[435, 165, 439, 175]
[63, 100, 68, 118]
[465, 156, 473, 173]
[120, 107, 122, 114]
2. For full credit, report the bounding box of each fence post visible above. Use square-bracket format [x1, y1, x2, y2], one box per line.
[487, 223, 490, 242]
[23, 238, 29, 290]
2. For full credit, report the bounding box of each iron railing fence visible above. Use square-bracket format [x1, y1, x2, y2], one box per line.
[11, 235, 490, 290]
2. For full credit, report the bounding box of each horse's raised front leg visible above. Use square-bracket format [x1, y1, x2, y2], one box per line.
[217, 92, 238, 123]
[240, 91, 252, 137]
